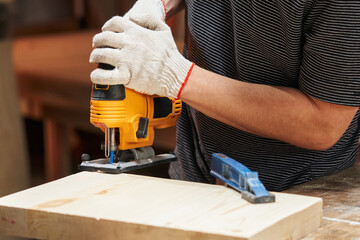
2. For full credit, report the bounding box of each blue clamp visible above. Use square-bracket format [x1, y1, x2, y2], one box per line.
[210, 153, 275, 204]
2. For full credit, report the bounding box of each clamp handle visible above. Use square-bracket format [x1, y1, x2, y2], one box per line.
[210, 153, 275, 204]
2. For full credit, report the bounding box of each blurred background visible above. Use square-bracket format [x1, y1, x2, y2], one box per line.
[0, 0, 185, 219]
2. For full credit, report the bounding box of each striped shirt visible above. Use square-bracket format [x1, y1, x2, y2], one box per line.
[169, 0, 360, 191]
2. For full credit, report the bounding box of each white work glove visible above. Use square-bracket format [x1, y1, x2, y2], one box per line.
[89, 16, 194, 99]
[124, 0, 167, 22]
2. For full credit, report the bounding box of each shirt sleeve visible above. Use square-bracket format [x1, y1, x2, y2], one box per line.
[299, 0, 360, 106]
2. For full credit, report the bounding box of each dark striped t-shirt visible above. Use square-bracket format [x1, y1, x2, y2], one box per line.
[169, 0, 360, 191]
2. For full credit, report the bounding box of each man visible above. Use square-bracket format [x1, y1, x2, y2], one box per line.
[90, 0, 360, 191]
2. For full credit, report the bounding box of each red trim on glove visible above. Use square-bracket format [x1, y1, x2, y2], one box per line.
[160, 0, 167, 20]
[176, 62, 195, 100]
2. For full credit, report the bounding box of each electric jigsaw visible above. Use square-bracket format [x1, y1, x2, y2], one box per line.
[79, 63, 181, 173]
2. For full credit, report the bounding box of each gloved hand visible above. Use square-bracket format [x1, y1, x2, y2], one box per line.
[124, 0, 167, 22]
[89, 16, 194, 99]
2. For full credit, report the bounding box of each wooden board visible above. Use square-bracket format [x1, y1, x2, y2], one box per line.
[0, 172, 322, 240]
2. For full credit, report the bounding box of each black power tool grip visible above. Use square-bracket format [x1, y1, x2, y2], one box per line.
[91, 63, 125, 100]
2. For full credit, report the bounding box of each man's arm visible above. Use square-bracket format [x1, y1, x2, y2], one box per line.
[163, 0, 185, 19]
[180, 66, 358, 151]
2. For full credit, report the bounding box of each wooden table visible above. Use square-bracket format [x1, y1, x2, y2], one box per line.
[286, 156, 360, 239]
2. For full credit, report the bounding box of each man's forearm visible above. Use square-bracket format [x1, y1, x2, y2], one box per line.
[163, 0, 185, 19]
[180, 66, 359, 151]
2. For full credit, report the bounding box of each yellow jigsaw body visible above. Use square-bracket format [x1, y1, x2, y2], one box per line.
[90, 86, 181, 150]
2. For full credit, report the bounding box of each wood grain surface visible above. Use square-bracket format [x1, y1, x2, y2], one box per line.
[0, 172, 322, 240]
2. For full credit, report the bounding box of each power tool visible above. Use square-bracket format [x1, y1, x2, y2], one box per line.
[79, 63, 181, 173]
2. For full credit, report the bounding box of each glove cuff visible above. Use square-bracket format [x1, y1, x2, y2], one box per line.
[162, 52, 194, 99]
[158, 0, 167, 20]
[150, 0, 167, 21]
[176, 62, 195, 99]
[131, 0, 167, 21]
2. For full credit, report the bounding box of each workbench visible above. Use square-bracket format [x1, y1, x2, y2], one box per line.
[285, 156, 360, 239]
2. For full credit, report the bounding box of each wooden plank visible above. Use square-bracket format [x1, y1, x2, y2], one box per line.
[0, 172, 322, 240]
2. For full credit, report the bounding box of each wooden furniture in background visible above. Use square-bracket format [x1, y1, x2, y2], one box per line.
[0, 172, 322, 240]
[0, 38, 29, 196]
[0, 1, 30, 240]
[13, 30, 96, 181]
[0, 0, 29, 197]
[12, 0, 84, 36]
